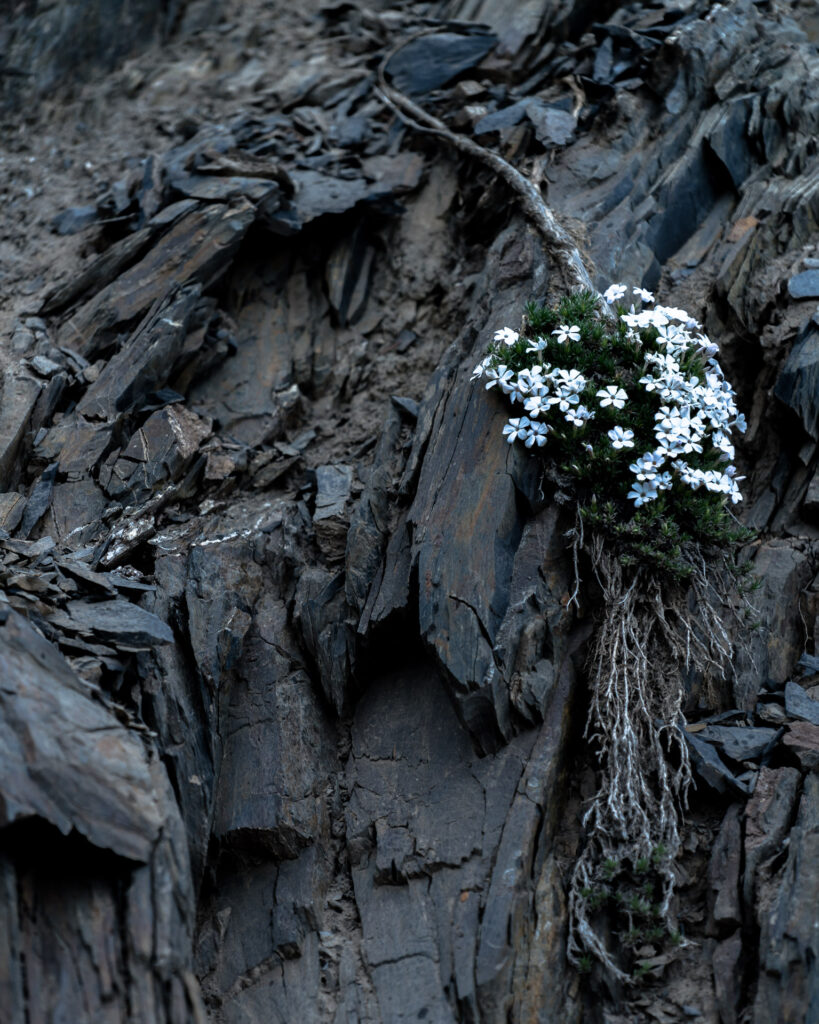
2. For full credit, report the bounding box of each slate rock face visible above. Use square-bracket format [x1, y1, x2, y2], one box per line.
[0, 0, 177, 107]
[2, 0, 819, 1022]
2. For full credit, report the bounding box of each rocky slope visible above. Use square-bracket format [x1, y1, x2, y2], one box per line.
[1, 1, 818, 1022]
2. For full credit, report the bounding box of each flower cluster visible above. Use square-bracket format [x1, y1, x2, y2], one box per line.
[472, 286, 746, 509]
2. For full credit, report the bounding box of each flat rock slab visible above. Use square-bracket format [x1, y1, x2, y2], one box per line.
[77, 284, 202, 421]
[774, 326, 819, 440]
[788, 269, 819, 298]
[0, 611, 165, 861]
[50, 598, 173, 648]
[685, 731, 749, 794]
[0, 368, 44, 489]
[782, 721, 819, 770]
[699, 724, 780, 762]
[785, 680, 819, 726]
[314, 464, 353, 562]
[385, 31, 497, 97]
[753, 773, 819, 1022]
[60, 200, 255, 357]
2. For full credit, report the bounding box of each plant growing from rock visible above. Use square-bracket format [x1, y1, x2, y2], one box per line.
[472, 285, 755, 981]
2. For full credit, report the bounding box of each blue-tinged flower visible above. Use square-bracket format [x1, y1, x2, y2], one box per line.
[566, 405, 593, 427]
[485, 365, 514, 390]
[549, 392, 581, 413]
[654, 304, 692, 323]
[630, 455, 658, 481]
[608, 426, 635, 449]
[628, 480, 658, 506]
[524, 422, 550, 448]
[502, 416, 531, 443]
[524, 394, 548, 417]
[633, 287, 654, 303]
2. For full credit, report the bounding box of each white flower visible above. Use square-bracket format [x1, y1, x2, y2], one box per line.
[485, 365, 513, 390]
[639, 374, 661, 392]
[604, 284, 627, 304]
[633, 287, 654, 303]
[549, 392, 580, 413]
[524, 422, 550, 448]
[471, 356, 490, 380]
[526, 336, 548, 353]
[656, 325, 687, 349]
[628, 480, 658, 506]
[494, 327, 519, 346]
[608, 426, 635, 449]
[630, 454, 659, 481]
[596, 385, 628, 409]
[552, 324, 581, 344]
[502, 416, 531, 443]
[555, 368, 586, 390]
[523, 394, 548, 417]
[621, 309, 670, 330]
[565, 405, 592, 427]
[654, 305, 692, 323]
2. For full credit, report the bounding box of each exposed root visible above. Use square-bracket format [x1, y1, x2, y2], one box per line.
[567, 532, 735, 981]
[375, 31, 597, 295]
[565, 507, 584, 613]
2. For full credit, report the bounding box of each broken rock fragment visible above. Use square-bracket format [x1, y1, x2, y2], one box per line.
[313, 463, 353, 562]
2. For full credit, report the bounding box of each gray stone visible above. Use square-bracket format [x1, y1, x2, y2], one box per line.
[699, 724, 780, 762]
[0, 368, 44, 491]
[60, 202, 255, 358]
[384, 31, 497, 97]
[782, 721, 819, 770]
[527, 102, 576, 147]
[788, 270, 819, 299]
[685, 731, 750, 795]
[50, 598, 174, 648]
[0, 610, 164, 861]
[29, 354, 63, 377]
[785, 680, 819, 725]
[774, 326, 819, 440]
[50, 205, 100, 236]
[753, 774, 819, 1023]
[76, 284, 202, 421]
[708, 805, 742, 931]
[713, 932, 743, 1024]
[314, 464, 353, 563]
[743, 766, 801, 908]
[0, 493, 26, 533]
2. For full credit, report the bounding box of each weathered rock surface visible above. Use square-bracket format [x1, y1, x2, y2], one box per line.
[2, 0, 819, 1022]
